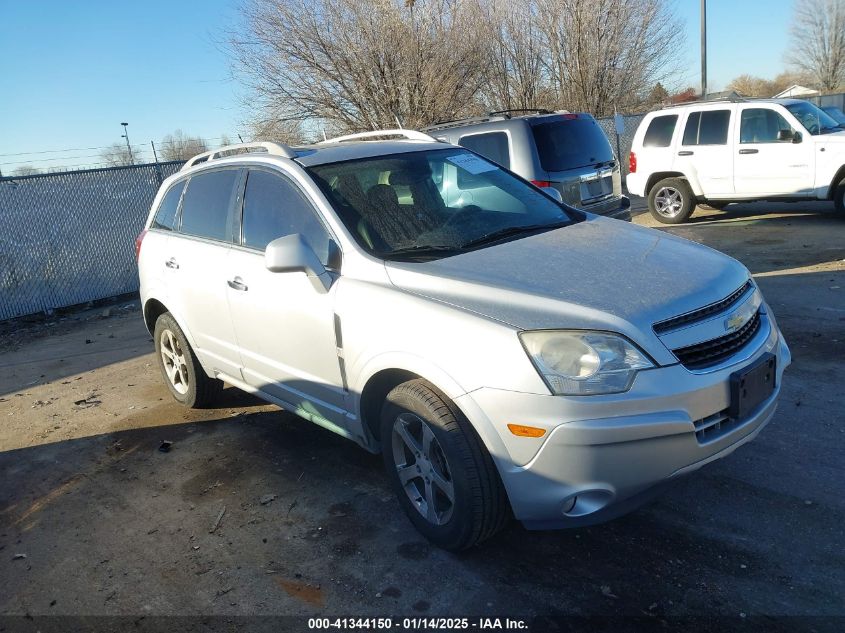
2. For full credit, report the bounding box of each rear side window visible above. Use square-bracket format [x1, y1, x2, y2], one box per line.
[642, 115, 678, 147]
[151, 181, 185, 231]
[458, 132, 511, 169]
[179, 169, 239, 241]
[241, 170, 331, 263]
[682, 110, 731, 145]
[532, 117, 614, 171]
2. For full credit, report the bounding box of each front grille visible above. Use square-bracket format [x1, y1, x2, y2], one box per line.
[672, 309, 762, 370]
[654, 281, 753, 334]
[693, 408, 735, 443]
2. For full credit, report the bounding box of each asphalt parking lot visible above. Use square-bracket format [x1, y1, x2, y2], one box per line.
[1, 202, 843, 630]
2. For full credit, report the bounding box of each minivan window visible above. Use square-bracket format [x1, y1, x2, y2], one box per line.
[682, 110, 730, 145]
[531, 117, 614, 171]
[179, 169, 239, 241]
[241, 169, 331, 263]
[643, 115, 678, 148]
[740, 109, 795, 143]
[458, 132, 511, 169]
[151, 180, 185, 231]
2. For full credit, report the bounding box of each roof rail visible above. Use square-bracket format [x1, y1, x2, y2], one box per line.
[423, 108, 564, 132]
[488, 108, 554, 118]
[181, 141, 297, 171]
[318, 129, 436, 144]
[661, 95, 750, 109]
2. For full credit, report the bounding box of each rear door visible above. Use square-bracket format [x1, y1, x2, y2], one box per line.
[674, 107, 734, 196]
[633, 113, 680, 192]
[733, 105, 814, 195]
[165, 167, 243, 379]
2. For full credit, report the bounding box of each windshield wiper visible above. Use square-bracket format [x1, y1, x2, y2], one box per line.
[460, 220, 570, 250]
[379, 245, 463, 260]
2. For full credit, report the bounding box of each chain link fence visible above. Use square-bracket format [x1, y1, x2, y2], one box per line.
[0, 161, 183, 321]
[596, 113, 646, 178]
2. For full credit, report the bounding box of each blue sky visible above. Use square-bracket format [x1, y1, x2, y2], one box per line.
[0, 0, 794, 172]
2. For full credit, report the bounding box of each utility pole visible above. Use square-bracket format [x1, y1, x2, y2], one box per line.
[121, 122, 135, 165]
[700, 0, 707, 99]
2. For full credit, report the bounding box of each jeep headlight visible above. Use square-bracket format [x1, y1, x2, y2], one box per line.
[519, 330, 654, 395]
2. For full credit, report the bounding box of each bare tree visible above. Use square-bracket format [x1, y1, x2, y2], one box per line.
[787, 0, 845, 92]
[100, 143, 134, 167]
[160, 130, 209, 161]
[11, 165, 42, 176]
[247, 110, 308, 144]
[231, 0, 490, 132]
[536, 0, 683, 117]
[480, 0, 551, 112]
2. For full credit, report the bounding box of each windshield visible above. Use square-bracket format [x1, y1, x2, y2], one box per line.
[531, 116, 615, 171]
[308, 148, 577, 260]
[785, 101, 842, 135]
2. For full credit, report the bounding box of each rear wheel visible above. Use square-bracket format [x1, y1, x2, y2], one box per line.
[154, 312, 222, 408]
[380, 379, 509, 551]
[648, 177, 695, 224]
[834, 178, 845, 215]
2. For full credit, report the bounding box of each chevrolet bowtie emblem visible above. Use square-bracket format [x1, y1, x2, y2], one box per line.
[725, 312, 746, 333]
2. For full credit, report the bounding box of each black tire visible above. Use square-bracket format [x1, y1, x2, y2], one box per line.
[648, 177, 695, 224]
[153, 312, 222, 408]
[834, 178, 845, 215]
[380, 379, 509, 551]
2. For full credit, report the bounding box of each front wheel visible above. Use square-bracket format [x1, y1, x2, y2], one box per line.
[648, 178, 695, 224]
[380, 380, 509, 551]
[154, 312, 223, 408]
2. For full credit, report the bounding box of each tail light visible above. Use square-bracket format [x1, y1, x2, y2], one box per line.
[628, 151, 637, 174]
[135, 229, 147, 261]
[530, 180, 553, 188]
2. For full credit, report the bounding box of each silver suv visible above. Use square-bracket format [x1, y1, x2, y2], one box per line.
[423, 110, 631, 220]
[137, 132, 790, 550]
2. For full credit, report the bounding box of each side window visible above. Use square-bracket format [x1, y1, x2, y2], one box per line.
[740, 109, 796, 144]
[642, 115, 678, 147]
[682, 110, 730, 145]
[151, 180, 185, 231]
[179, 169, 240, 241]
[241, 170, 331, 264]
[458, 132, 511, 169]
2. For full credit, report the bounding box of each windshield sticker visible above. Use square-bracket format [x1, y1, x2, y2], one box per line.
[446, 153, 498, 175]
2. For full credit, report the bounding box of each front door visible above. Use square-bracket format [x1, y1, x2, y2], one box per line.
[225, 167, 347, 425]
[733, 106, 815, 196]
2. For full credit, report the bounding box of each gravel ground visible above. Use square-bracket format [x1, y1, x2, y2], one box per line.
[1, 202, 843, 632]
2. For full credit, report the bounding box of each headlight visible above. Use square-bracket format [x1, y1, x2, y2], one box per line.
[519, 330, 654, 395]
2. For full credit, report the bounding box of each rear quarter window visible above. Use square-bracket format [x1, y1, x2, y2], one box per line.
[643, 115, 678, 147]
[151, 180, 185, 231]
[458, 132, 511, 169]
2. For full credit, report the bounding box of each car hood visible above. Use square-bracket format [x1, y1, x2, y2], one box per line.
[384, 216, 749, 348]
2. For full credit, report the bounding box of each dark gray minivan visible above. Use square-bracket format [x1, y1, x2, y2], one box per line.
[424, 110, 631, 220]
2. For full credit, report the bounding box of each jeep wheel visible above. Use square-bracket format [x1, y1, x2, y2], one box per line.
[154, 312, 222, 408]
[648, 178, 695, 224]
[381, 379, 509, 551]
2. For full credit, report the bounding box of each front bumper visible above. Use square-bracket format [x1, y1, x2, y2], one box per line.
[455, 324, 790, 529]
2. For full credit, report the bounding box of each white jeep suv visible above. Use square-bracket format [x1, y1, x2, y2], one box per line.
[137, 132, 790, 550]
[627, 98, 845, 223]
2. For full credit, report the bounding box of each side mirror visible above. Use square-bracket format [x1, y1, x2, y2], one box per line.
[792, 131, 802, 144]
[265, 234, 331, 292]
[540, 186, 564, 203]
[776, 129, 795, 142]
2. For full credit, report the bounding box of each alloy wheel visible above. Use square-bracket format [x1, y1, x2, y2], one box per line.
[391, 412, 455, 525]
[160, 329, 189, 395]
[654, 186, 684, 218]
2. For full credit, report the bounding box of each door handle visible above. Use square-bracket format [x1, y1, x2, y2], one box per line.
[165, 257, 179, 269]
[738, 149, 759, 154]
[677, 150, 694, 156]
[227, 277, 248, 292]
